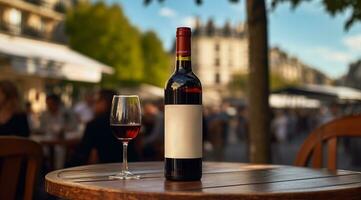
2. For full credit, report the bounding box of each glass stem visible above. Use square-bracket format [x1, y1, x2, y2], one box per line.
[122, 141, 128, 173]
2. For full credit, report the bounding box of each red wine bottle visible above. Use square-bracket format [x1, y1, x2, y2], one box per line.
[164, 27, 202, 181]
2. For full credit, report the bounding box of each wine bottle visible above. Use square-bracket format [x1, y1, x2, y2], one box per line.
[164, 27, 202, 181]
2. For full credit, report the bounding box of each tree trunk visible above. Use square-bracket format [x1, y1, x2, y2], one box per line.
[246, 0, 271, 163]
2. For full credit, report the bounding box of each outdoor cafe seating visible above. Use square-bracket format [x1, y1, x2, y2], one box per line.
[1, 115, 361, 199]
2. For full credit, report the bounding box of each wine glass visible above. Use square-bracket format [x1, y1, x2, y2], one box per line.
[109, 95, 141, 180]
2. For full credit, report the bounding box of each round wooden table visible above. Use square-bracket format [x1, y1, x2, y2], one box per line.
[45, 162, 361, 200]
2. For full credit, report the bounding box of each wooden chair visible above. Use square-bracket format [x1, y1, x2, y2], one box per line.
[295, 115, 361, 170]
[0, 136, 42, 200]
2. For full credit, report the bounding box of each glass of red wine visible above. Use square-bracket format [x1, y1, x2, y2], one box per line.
[109, 95, 141, 180]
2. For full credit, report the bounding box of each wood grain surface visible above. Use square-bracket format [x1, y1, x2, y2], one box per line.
[45, 162, 361, 200]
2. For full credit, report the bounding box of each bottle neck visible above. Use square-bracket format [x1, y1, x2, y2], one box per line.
[175, 28, 192, 73]
[175, 55, 192, 72]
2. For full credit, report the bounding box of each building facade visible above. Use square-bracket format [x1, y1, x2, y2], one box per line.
[270, 47, 302, 82]
[270, 47, 332, 85]
[0, 0, 112, 112]
[192, 19, 248, 87]
[0, 0, 75, 42]
[191, 19, 331, 103]
[343, 59, 361, 89]
[192, 19, 248, 103]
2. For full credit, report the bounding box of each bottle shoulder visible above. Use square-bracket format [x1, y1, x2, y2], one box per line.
[165, 71, 202, 90]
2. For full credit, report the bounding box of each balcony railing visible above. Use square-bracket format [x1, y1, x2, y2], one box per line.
[22, 25, 44, 38]
[24, 0, 67, 13]
[0, 21, 47, 40]
[0, 0, 64, 20]
[25, 0, 46, 6]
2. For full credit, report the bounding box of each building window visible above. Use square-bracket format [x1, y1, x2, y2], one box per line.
[215, 73, 221, 84]
[8, 8, 22, 26]
[5, 8, 22, 34]
[23, 14, 43, 38]
[215, 58, 220, 67]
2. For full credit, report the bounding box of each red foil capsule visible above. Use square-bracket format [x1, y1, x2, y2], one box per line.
[176, 27, 191, 57]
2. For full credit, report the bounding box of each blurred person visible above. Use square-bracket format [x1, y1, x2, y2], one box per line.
[236, 106, 248, 141]
[142, 102, 158, 139]
[202, 107, 212, 153]
[285, 109, 297, 140]
[202, 108, 209, 144]
[38, 94, 77, 138]
[67, 89, 139, 167]
[219, 103, 231, 143]
[142, 101, 164, 160]
[271, 110, 288, 143]
[0, 80, 30, 137]
[141, 101, 158, 160]
[38, 94, 78, 169]
[318, 103, 340, 125]
[307, 109, 320, 134]
[207, 106, 227, 161]
[25, 101, 39, 131]
[0, 83, 44, 200]
[74, 92, 94, 124]
[296, 109, 311, 135]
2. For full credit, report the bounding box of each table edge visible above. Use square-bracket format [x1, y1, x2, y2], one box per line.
[45, 162, 361, 199]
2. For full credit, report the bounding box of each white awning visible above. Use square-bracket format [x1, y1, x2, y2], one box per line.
[119, 84, 163, 100]
[270, 94, 321, 108]
[0, 33, 113, 82]
[304, 84, 361, 101]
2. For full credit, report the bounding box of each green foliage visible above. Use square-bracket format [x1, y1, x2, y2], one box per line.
[271, 0, 361, 30]
[228, 73, 248, 94]
[66, 2, 171, 88]
[270, 73, 299, 90]
[66, 2, 144, 86]
[141, 31, 171, 87]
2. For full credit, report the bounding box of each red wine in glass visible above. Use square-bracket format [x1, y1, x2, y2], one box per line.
[109, 95, 141, 180]
[111, 124, 141, 141]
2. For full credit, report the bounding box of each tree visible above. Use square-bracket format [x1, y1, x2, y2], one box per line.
[247, 0, 361, 163]
[229, 73, 298, 97]
[228, 73, 248, 97]
[66, 2, 144, 86]
[141, 31, 171, 87]
[246, 0, 271, 163]
[270, 73, 299, 90]
[271, 0, 361, 30]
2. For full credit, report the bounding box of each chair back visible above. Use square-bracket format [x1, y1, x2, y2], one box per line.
[0, 136, 42, 200]
[295, 115, 361, 170]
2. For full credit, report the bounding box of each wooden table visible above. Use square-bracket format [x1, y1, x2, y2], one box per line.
[45, 162, 361, 200]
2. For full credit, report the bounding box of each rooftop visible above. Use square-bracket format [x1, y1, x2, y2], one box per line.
[193, 18, 246, 38]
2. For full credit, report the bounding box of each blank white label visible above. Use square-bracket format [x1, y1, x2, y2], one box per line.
[165, 105, 202, 158]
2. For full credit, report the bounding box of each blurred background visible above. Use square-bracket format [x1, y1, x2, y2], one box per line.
[0, 0, 360, 194]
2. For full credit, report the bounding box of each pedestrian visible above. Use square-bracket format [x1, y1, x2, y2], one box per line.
[0, 80, 30, 137]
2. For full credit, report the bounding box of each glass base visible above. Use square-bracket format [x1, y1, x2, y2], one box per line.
[109, 170, 140, 180]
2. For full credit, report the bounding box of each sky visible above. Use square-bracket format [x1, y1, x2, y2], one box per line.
[106, 0, 361, 78]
